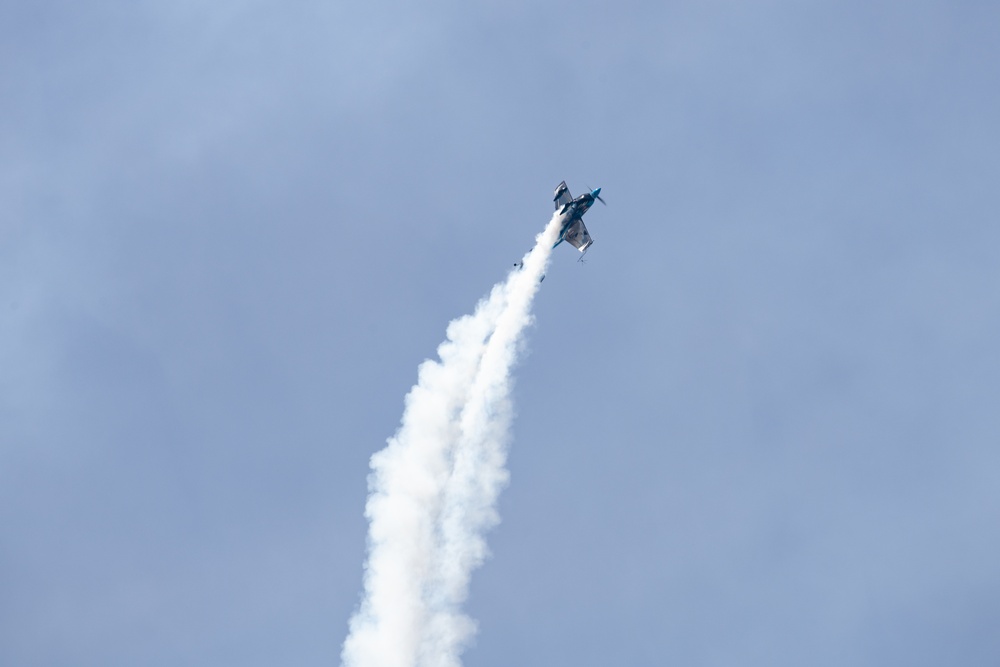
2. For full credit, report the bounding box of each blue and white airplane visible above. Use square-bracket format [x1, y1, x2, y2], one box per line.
[514, 182, 604, 278]
[552, 181, 603, 253]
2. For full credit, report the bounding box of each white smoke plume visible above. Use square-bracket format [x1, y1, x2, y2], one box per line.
[342, 213, 562, 667]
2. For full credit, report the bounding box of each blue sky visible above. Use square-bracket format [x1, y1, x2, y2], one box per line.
[3, 2, 999, 665]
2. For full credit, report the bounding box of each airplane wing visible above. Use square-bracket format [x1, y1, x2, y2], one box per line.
[553, 181, 573, 210]
[562, 218, 594, 252]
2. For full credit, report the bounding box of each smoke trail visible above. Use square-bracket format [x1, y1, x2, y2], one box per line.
[342, 214, 562, 667]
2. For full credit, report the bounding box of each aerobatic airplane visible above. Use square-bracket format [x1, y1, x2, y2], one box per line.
[514, 182, 604, 276]
[552, 181, 603, 253]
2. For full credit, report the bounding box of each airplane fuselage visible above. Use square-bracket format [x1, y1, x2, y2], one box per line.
[557, 194, 596, 235]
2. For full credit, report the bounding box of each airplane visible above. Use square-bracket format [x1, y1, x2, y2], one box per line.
[513, 182, 604, 279]
[552, 181, 604, 253]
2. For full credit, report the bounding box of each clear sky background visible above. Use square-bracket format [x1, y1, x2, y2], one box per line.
[3, 2, 999, 665]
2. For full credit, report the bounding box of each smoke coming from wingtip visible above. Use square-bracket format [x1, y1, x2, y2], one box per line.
[341, 213, 562, 667]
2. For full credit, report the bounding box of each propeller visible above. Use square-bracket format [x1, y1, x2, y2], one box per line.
[587, 184, 606, 205]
